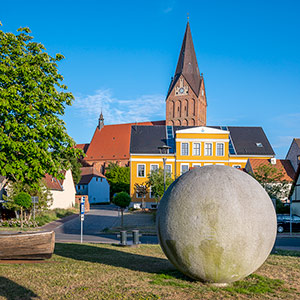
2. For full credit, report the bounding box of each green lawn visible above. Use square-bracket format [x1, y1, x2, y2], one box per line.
[0, 244, 299, 299]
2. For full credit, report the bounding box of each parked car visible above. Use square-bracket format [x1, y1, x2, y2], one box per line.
[277, 214, 300, 233]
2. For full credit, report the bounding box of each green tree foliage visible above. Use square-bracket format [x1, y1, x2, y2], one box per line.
[4, 180, 53, 215]
[112, 191, 131, 228]
[69, 156, 82, 185]
[14, 192, 32, 209]
[13, 191, 32, 228]
[147, 168, 173, 202]
[251, 164, 291, 212]
[0, 25, 82, 191]
[105, 163, 130, 198]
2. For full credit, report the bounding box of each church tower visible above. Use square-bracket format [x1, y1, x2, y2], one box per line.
[166, 22, 207, 126]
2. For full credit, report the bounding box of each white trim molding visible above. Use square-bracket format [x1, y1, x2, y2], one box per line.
[177, 138, 229, 143]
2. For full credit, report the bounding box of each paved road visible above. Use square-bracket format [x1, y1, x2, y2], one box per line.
[51, 205, 300, 249]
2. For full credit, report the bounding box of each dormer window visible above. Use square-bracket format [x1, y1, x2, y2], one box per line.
[256, 143, 263, 147]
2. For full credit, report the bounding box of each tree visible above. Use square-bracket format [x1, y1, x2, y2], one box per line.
[112, 192, 131, 228]
[14, 192, 32, 228]
[147, 168, 173, 202]
[251, 164, 291, 212]
[4, 179, 53, 220]
[0, 25, 82, 192]
[105, 163, 130, 199]
[134, 183, 148, 209]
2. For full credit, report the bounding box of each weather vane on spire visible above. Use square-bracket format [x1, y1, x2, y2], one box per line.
[187, 13, 189, 22]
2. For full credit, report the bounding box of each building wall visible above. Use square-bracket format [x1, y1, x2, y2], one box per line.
[88, 177, 110, 204]
[286, 140, 300, 171]
[50, 170, 76, 209]
[166, 76, 207, 126]
[130, 128, 274, 207]
[291, 175, 300, 216]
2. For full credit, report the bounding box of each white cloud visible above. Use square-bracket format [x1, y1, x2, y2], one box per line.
[73, 89, 166, 127]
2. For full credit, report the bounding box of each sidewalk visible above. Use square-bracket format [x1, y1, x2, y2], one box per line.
[40, 213, 79, 231]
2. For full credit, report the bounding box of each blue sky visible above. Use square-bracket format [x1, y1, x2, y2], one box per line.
[1, 0, 299, 158]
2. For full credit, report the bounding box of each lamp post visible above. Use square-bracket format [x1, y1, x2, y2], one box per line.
[158, 145, 171, 193]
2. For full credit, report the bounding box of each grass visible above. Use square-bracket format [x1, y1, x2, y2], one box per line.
[0, 207, 77, 230]
[0, 244, 300, 299]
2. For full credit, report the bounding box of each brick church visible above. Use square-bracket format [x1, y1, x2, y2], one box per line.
[77, 22, 274, 175]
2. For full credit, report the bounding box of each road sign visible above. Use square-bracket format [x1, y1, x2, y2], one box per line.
[80, 202, 85, 214]
[81, 214, 84, 221]
[31, 196, 39, 204]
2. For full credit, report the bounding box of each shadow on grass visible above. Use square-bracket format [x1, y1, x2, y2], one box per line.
[54, 242, 186, 278]
[0, 276, 38, 300]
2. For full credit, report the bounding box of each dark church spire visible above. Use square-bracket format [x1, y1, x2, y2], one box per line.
[167, 21, 201, 98]
[98, 111, 104, 130]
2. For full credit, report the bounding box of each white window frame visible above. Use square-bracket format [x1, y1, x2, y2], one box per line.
[204, 143, 213, 156]
[204, 163, 213, 166]
[150, 164, 159, 174]
[216, 142, 225, 156]
[181, 142, 189, 156]
[216, 163, 225, 165]
[192, 163, 201, 168]
[149, 186, 155, 199]
[192, 142, 201, 156]
[165, 164, 172, 175]
[137, 164, 146, 177]
[181, 163, 189, 174]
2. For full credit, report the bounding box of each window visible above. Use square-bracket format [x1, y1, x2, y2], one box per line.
[181, 143, 189, 155]
[149, 187, 155, 198]
[96, 177, 99, 182]
[193, 143, 201, 156]
[204, 143, 212, 156]
[181, 164, 189, 174]
[256, 143, 263, 147]
[216, 143, 224, 156]
[77, 185, 80, 190]
[150, 164, 159, 173]
[192, 164, 201, 168]
[204, 163, 213, 166]
[165, 164, 172, 174]
[137, 164, 145, 177]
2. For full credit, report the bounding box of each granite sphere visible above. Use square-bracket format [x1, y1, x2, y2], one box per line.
[157, 165, 277, 284]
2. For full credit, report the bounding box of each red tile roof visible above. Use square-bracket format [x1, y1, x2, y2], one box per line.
[76, 143, 90, 153]
[78, 167, 106, 185]
[85, 121, 165, 161]
[248, 158, 295, 182]
[44, 174, 63, 191]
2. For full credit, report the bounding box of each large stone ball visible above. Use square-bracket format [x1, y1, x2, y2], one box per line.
[157, 165, 277, 284]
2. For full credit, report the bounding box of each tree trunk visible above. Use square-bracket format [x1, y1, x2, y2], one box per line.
[121, 208, 124, 228]
[20, 207, 23, 228]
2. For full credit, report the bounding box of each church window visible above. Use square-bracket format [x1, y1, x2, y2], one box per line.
[193, 143, 201, 156]
[181, 143, 189, 156]
[216, 143, 224, 156]
[204, 143, 212, 156]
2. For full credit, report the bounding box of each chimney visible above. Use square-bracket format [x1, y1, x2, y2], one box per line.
[270, 157, 277, 165]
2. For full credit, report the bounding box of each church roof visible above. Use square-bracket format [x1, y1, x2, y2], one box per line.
[167, 22, 202, 98]
[84, 120, 165, 161]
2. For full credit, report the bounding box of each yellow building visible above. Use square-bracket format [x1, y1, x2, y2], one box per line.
[129, 125, 275, 208]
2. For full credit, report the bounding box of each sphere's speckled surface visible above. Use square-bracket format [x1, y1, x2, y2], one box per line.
[157, 165, 277, 284]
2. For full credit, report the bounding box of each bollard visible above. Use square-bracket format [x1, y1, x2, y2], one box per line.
[132, 229, 140, 245]
[120, 230, 127, 246]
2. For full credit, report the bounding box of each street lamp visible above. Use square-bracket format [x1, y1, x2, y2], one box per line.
[158, 145, 171, 193]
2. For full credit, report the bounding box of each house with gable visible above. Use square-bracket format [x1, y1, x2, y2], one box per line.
[76, 167, 110, 204]
[45, 169, 76, 209]
[245, 158, 295, 203]
[286, 138, 300, 171]
[290, 163, 300, 216]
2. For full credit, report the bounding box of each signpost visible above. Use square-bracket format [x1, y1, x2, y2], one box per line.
[80, 196, 85, 243]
